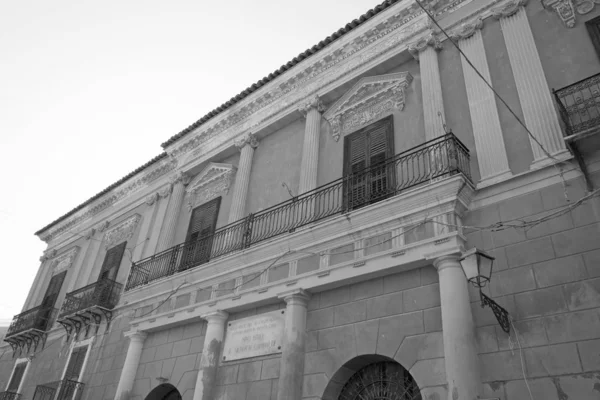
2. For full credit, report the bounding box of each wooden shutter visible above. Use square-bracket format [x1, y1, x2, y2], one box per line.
[7, 362, 26, 392]
[41, 271, 67, 308]
[586, 16, 600, 60]
[98, 242, 127, 281]
[64, 346, 88, 380]
[182, 197, 221, 269]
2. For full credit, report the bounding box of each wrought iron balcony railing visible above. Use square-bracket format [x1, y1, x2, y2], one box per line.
[32, 379, 84, 400]
[59, 279, 122, 319]
[553, 72, 600, 138]
[0, 391, 21, 400]
[5, 305, 57, 338]
[126, 133, 471, 291]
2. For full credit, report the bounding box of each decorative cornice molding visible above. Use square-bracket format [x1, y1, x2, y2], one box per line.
[449, 17, 484, 41]
[186, 163, 237, 211]
[234, 133, 260, 150]
[38, 157, 177, 243]
[51, 247, 80, 274]
[322, 72, 413, 141]
[542, 0, 595, 28]
[299, 96, 326, 116]
[491, 0, 528, 19]
[103, 214, 141, 249]
[408, 31, 442, 60]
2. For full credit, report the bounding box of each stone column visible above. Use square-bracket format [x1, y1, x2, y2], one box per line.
[115, 330, 148, 400]
[299, 96, 325, 194]
[228, 133, 259, 224]
[277, 289, 310, 400]
[193, 311, 228, 400]
[493, 0, 567, 168]
[409, 32, 446, 140]
[156, 171, 190, 252]
[433, 255, 481, 400]
[452, 19, 512, 187]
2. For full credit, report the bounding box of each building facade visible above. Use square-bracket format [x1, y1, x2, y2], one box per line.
[1, 0, 600, 399]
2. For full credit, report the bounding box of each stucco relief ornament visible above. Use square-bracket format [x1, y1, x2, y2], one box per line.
[234, 133, 260, 150]
[299, 95, 326, 116]
[103, 214, 141, 249]
[170, 171, 191, 187]
[52, 247, 80, 273]
[145, 192, 159, 206]
[542, 0, 595, 27]
[407, 31, 442, 61]
[157, 184, 172, 199]
[323, 72, 413, 141]
[186, 163, 237, 211]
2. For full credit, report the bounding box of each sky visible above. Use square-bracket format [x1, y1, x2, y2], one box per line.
[0, 0, 382, 324]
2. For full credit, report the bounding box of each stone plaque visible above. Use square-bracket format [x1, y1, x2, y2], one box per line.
[222, 310, 285, 361]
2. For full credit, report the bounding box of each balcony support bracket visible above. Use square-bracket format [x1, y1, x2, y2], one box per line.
[57, 320, 74, 340]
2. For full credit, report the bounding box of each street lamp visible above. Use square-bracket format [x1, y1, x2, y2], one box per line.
[460, 248, 511, 333]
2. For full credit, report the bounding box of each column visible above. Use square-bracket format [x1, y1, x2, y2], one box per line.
[156, 171, 190, 252]
[277, 289, 310, 400]
[193, 311, 228, 400]
[453, 19, 512, 187]
[228, 133, 259, 224]
[299, 96, 325, 194]
[433, 255, 481, 400]
[409, 32, 446, 140]
[493, 0, 568, 167]
[115, 330, 148, 400]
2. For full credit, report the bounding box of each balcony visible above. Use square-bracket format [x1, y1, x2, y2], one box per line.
[3, 305, 56, 354]
[0, 392, 21, 400]
[56, 279, 122, 338]
[126, 133, 471, 291]
[32, 380, 84, 400]
[554, 72, 600, 141]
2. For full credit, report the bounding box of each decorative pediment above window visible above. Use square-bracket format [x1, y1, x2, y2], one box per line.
[51, 247, 80, 273]
[186, 163, 237, 211]
[323, 72, 413, 141]
[103, 214, 141, 249]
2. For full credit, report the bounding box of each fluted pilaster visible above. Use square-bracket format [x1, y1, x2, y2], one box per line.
[453, 19, 512, 186]
[228, 133, 259, 223]
[298, 96, 325, 194]
[156, 171, 190, 252]
[409, 33, 446, 140]
[493, 0, 567, 167]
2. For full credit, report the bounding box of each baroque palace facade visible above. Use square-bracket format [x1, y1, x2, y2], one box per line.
[2, 0, 600, 399]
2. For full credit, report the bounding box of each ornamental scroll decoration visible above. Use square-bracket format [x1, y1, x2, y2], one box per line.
[542, 0, 599, 28]
[323, 72, 413, 142]
[186, 163, 237, 211]
[51, 247, 80, 274]
[103, 214, 141, 249]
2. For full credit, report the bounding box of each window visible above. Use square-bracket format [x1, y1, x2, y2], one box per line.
[57, 340, 91, 400]
[181, 197, 221, 271]
[586, 16, 600, 59]
[343, 116, 395, 210]
[5, 358, 29, 395]
[36, 270, 67, 331]
[98, 242, 127, 282]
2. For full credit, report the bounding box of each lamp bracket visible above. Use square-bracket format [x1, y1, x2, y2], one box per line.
[480, 291, 510, 334]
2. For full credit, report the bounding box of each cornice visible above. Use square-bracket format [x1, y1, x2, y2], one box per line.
[103, 214, 141, 249]
[323, 72, 413, 141]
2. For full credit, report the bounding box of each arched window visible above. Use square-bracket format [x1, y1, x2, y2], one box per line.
[338, 361, 421, 400]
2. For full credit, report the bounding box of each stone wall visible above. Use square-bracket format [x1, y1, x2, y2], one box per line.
[464, 173, 600, 399]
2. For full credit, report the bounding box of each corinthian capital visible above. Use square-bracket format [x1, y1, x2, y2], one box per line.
[234, 133, 259, 150]
[408, 31, 442, 60]
[170, 171, 191, 186]
[492, 0, 528, 19]
[299, 95, 326, 116]
[450, 18, 484, 42]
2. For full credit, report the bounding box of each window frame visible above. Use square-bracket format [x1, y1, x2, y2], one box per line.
[59, 337, 94, 387]
[585, 15, 600, 60]
[5, 357, 31, 395]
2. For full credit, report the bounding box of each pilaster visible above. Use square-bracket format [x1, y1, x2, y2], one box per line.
[156, 171, 191, 252]
[228, 133, 259, 223]
[452, 19, 513, 187]
[298, 96, 325, 194]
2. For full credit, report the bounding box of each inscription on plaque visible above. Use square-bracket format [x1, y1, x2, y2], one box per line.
[222, 310, 285, 361]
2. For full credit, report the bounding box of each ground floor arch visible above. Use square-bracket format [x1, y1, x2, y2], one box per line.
[144, 383, 182, 400]
[322, 355, 422, 400]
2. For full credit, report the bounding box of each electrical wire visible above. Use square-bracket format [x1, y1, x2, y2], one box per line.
[508, 317, 535, 400]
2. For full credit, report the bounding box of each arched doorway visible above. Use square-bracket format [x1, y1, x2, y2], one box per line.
[322, 355, 422, 400]
[144, 383, 182, 400]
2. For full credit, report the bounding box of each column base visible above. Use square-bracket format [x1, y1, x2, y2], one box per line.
[476, 169, 513, 189]
[530, 149, 572, 171]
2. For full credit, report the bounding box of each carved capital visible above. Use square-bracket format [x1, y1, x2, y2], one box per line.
[84, 228, 96, 241]
[97, 221, 110, 233]
[170, 171, 191, 187]
[234, 133, 259, 150]
[450, 17, 484, 41]
[103, 214, 141, 249]
[124, 330, 148, 343]
[492, 0, 528, 19]
[201, 310, 229, 325]
[145, 192, 159, 206]
[408, 31, 442, 60]
[299, 95, 326, 116]
[158, 185, 172, 199]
